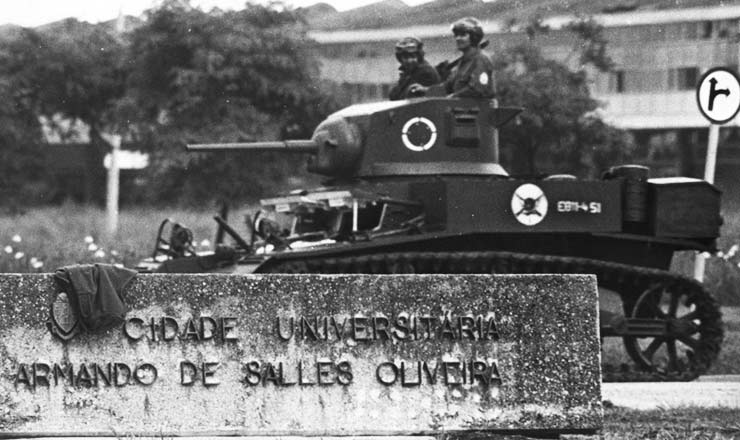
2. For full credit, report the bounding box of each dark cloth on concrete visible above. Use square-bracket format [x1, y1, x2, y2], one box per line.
[445, 47, 495, 99]
[389, 61, 440, 100]
[54, 263, 137, 333]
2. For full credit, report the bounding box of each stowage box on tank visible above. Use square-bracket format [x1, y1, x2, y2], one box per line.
[648, 177, 721, 238]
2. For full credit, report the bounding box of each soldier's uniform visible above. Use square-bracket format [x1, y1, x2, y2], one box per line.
[445, 47, 495, 99]
[389, 37, 440, 100]
[389, 61, 441, 100]
[440, 17, 495, 99]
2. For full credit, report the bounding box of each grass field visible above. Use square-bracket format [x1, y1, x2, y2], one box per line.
[0, 204, 221, 272]
[603, 406, 740, 439]
[1, 203, 739, 376]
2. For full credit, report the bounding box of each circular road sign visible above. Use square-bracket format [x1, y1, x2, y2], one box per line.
[696, 67, 740, 124]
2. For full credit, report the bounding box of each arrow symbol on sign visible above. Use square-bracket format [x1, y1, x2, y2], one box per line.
[708, 77, 730, 111]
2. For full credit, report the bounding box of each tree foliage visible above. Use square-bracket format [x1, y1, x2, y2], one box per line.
[492, 13, 630, 177]
[495, 44, 633, 177]
[36, 20, 127, 133]
[0, 29, 47, 209]
[566, 16, 615, 73]
[2, 20, 128, 138]
[0, 1, 338, 207]
[124, 0, 337, 205]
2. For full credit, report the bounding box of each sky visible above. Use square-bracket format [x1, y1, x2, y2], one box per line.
[0, 0, 434, 27]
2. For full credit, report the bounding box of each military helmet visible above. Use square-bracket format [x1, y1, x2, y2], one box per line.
[395, 36, 424, 61]
[451, 17, 484, 46]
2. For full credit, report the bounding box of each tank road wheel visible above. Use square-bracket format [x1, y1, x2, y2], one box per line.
[622, 282, 722, 380]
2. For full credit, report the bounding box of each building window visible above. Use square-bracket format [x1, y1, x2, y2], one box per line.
[677, 67, 698, 90]
[381, 83, 391, 98]
[356, 48, 378, 58]
[717, 20, 734, 38]
[609, 70, 625, 93]
[668, 67, 699, 90]
[700, 21, 713, 39]
[364, 83, 378, 101]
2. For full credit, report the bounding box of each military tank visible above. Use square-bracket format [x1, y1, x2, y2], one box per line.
[138, 96, 724, 382]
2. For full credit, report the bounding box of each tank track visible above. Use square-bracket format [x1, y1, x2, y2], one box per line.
[259, 250, 723, 382]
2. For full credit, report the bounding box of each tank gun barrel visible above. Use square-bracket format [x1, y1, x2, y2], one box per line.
[187, 140, 317, 153]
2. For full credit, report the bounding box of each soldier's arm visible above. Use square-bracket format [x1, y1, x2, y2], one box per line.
[389, 84, 403, 100]
[389, 75, 411, 100]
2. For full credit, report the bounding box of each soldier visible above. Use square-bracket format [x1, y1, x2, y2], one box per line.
[388, 37, 440, 100]
[410, 17, 495, 99]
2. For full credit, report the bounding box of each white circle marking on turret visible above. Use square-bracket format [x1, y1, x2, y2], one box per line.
[401, 117, 437, 152]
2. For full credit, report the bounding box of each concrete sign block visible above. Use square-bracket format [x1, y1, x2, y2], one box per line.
[0, 274, 602, 437]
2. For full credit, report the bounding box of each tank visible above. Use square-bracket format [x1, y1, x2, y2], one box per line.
[138, 97, 724, 382]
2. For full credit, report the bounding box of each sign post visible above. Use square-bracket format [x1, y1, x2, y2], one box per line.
[102, 133, 122, 238]
[694, 67, 740, 281]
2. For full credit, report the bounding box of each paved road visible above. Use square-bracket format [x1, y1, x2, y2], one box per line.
[602, 375, 740, 409]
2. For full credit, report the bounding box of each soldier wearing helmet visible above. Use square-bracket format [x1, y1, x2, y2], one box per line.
[388, 37, 440, 100]
[410, 17, 495, 99]
[446, 17, 494, 98]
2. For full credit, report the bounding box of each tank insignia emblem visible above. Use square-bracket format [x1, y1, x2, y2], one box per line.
[479, 72, 489, 85]
[401, 117, 437, 152]
[511, 184, 548, 226]
[49, 291, 80, 341]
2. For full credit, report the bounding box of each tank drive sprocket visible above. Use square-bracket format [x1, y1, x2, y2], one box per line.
[258, 251, 723, 382]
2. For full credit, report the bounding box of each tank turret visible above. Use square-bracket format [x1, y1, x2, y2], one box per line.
[188, 98, 521, 179]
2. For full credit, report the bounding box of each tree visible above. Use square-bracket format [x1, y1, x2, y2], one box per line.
[123, 0, 338, 205]
[0, 28, 48, 209]
[36, 20, 127, 133]
[495, 44, 633, 176]
[566, 16, 615, 73]
[0, 20, 129, 152]
[494, 15, 631, 177]
[0, 21, 129, 208]
[0, 78, 45, 210]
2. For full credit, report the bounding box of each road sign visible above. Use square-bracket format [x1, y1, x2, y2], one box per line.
[696, 67, 740, 124]
[693, 67, 737, 281]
